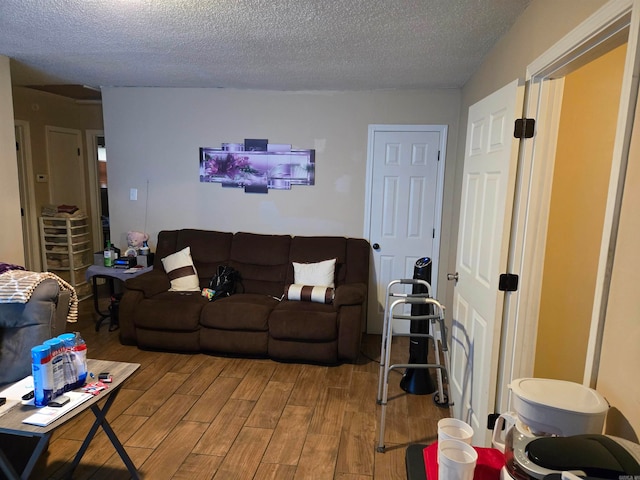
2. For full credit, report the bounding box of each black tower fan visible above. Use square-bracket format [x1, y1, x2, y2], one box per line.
[399, 257, 437, 395]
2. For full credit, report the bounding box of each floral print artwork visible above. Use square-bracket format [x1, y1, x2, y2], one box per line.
[199, 146, 315, 193]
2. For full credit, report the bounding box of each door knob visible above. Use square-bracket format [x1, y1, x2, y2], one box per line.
[447, 272, 459, 282]
[372, 243, 380, 251]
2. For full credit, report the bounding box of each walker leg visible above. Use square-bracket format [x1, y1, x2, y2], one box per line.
[377, 301, 396, 452]
[377, 340, 386, 404]
[376, 401, 388, 453]
[434, 316, 452, 407]
[377, 285, 393, 403]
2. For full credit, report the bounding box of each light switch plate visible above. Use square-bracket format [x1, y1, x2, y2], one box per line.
[130, 188, 137, 201]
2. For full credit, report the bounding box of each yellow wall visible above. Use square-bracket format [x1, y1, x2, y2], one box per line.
[597, 87, 640, 441]
[534, 44, 627, 381]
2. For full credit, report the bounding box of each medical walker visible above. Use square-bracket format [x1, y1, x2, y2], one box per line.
[376, 278, 451, 453]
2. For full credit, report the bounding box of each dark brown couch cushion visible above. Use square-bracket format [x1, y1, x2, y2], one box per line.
[229, 232, 291, 297]
[269, 301, 337, 341]
[176, 229, 233, 286]
[200, 329, 268, 356]
[154, 230, 180, 268]
[133, 292, 206, 331]
[268, 338, 338, 364]
[200, 294, 278, 331]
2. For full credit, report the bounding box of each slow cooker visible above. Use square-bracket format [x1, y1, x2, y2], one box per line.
[502, 434, 640, 479]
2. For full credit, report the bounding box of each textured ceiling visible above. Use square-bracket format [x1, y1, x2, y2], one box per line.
[0, 0, 531, 93]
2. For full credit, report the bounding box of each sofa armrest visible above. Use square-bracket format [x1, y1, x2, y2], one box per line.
[334, 283, 367, 362]
[124, 269, 171, 297]
[0, 279, 65, 385]
[119, 289, 143, 345]
[333, 283, 367, 308]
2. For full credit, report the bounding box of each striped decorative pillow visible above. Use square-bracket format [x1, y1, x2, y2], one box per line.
[161, 246, 200, 291]
[285, 284, 334, 304]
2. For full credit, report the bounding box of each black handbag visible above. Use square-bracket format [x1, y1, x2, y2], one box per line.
[207, 265, 242, 301]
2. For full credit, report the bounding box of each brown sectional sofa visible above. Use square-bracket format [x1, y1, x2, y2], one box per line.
[119, 229, 370, 364]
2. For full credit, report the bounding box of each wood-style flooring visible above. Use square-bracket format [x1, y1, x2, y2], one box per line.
[28, 293, 450, 479]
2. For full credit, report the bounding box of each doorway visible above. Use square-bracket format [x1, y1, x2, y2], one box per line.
[46, 126, 86, 212]
[14, 121, 38, 270]
[364, 125, 447, 334]
[533, 44, 627, 383]
[448, 2, 640, 436]
[86, 130, 108, 252]
[97, 136, 110, 245]
[496, 2, 639, 414]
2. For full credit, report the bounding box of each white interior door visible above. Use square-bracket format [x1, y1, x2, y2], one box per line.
[46, 126, 86, 212]
[365, 125, 446, 334]
[450, 80, 522, 446]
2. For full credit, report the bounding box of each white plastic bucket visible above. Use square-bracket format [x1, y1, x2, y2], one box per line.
[438, 439, 478, 480]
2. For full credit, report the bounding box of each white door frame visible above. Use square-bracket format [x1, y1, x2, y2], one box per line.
[14, 120, 39, 271]
[86, 129, 104, 253]
[363, 124, 448, 330]
[498, 0, 640, 411]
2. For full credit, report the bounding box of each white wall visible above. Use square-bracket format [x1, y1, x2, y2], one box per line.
[102, 87, 461, 266]
[0, 55, 23, 264]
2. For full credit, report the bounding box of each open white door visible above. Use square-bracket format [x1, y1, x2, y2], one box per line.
[449, 80, 523, 446]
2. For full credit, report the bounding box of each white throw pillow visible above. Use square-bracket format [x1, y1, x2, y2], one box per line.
[161, 246, 200, 291]
[292, 258, 336, 288]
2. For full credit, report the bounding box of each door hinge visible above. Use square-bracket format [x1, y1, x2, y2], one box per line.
[16, 142, 19, 151]
[514, 118, 535, 139]
[77, 147, 81, 156]
[432, 228, 435, 239]
[499, 273, 519, 292]
[437, 150, 440, 161]
[487, 413, 500, 430]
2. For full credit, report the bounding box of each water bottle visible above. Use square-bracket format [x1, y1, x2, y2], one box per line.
[31, 344, 54, 407]
[44, 337, 65, 397]
[58, 333, 79, 390]
[73, 332, 88, 386]
[104, 240, 113, 267]
[139, 240, 150, 256]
